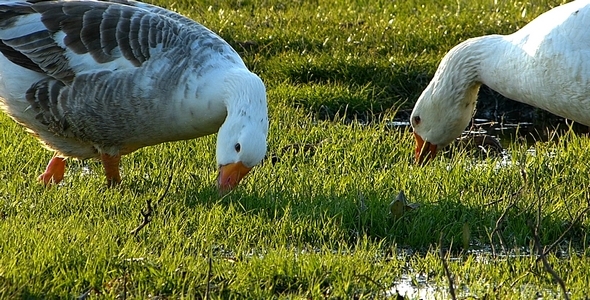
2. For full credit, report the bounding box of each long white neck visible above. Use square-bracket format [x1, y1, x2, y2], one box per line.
[164, 67, 267, 142]
[435, 35, 543, 115]
[221, 69, 267, 122]
[215, 69, 268, 167]
[431, 37, 487, 110]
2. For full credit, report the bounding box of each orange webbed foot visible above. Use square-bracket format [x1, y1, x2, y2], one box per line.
[37, 157, 66, 185]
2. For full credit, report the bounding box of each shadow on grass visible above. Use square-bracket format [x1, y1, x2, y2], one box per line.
[271, 59, 429, 113]
[178, 179, 588, 253]
[0, 276, 57, 300]
[257, 49, 560, 125]
[229, 36, 567, 126]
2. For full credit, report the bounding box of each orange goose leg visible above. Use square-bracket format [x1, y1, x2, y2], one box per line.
[100, 153, 122, 187]
[38, 156, 66, 185]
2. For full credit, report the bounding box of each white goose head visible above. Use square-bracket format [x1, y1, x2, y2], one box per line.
[216, 70, 269, 192]
[410, 38, 483, 163]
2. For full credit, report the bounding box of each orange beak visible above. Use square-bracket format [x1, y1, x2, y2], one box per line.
[217, 161, 252, 192]
[414, 132, 438, 164]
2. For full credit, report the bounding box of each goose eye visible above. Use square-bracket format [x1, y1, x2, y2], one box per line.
[413, 116, 421, 125]
[234, 143, 241, 153]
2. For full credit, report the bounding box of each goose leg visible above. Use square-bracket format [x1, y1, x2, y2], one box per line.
[38, 156, 66, 185]
[100, 153, 122, 187]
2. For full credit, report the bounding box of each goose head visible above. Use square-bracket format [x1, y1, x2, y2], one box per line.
[216, 71, 269, 192]
[410, 40, 482, 163]
[410, 83, 476, 163]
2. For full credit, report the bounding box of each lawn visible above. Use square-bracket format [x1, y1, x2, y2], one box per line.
[1, 0, 589, 299]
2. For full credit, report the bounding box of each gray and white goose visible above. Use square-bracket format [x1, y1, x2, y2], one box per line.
[0, 0, 269, 190]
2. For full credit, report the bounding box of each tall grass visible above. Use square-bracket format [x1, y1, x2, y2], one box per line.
[1, 0, 588, 298]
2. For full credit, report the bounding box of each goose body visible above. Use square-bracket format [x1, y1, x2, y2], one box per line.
[410, 0, 590, 162]
[0, 0, 268, 190]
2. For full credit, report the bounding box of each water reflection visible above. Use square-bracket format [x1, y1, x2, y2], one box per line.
[387, 273, 444, 299]
[467, 118, 588, 147]
[388, 112, 589, 149]
[386, 246, 567, 299]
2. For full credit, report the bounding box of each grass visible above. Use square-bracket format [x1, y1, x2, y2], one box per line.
[1, 0, 589, 298]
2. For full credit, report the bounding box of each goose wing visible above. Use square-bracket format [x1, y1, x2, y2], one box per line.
[0, 0, 192, 80]
[0, 0, 238, 149]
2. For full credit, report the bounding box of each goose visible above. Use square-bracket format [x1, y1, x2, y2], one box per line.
[0, 0, 269, 191]
[410, 0, 590, 163]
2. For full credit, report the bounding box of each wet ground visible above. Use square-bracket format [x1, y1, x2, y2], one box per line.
[393, 86, 589, 150]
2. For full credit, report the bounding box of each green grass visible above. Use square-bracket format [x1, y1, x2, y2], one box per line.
[1, 0, 589, 299]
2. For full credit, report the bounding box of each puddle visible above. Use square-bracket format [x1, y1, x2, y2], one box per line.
[388, 113, 588, 149]
[385, 246, 567, 300]
[386, 276, 560, 300]
[386, 273, 446, 300]
[464, 118, 588, 148]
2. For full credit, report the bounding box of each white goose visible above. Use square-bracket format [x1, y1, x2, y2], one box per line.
[411, 0, 590, 162]
[0, 0, 269, 190]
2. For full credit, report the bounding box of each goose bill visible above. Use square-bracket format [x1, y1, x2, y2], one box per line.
[414, 132, 438, 164]
[217, 161, 252, 191]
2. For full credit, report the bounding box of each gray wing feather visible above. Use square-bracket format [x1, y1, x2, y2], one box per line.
[2, 0, 243, 150]
[3, 30, 76, 81]
[25, 70, 134, 145]
[35, 1, 164, 66]
[25, 78, 69, 134]
[26, 62, 187, 148]
[0, 0, 188, 75]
